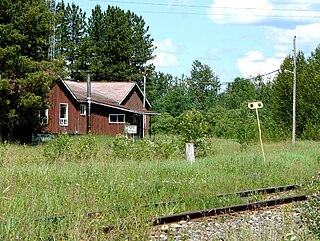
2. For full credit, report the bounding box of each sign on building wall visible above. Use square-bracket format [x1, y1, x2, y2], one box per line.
[124, 125, 137, 134]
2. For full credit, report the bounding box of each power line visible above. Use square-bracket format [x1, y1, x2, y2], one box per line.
[246, 69, 280, 80]
[135, 10, 320, 19]
[89, 0, 320, 13]
[86, 0, 320, 18]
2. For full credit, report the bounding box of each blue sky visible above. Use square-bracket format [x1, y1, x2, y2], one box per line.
[63, 0, 320, 84]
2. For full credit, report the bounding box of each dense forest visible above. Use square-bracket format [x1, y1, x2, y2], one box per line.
[1, 0, 320, 143]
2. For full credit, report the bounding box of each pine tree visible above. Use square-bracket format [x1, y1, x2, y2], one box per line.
[0, 0, 61, 142]
[188, 60, 220, 110]
[87, 5, 155, 82]
[55, 1, 87, 80]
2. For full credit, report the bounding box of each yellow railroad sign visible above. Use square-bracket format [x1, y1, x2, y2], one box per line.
[248, 101, 263, 109]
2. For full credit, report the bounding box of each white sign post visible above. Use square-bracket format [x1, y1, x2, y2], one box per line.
[124, 125, 137, 142]
[186, 143, 195, 164]
[248, 101, 266, 163]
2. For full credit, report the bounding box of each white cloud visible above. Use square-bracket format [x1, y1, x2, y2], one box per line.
[150, 38, 179, 67]
[154, 38, 176, 53]
[237, 51, 285, 80]
[274, 52, 287, 58]
[149, 53, 179, 67]
[207, 0, 320, 25]
[267, 23, 320, 52]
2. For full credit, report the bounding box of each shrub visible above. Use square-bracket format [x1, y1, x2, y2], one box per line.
[177, 109, 208, 143]
[194, 137, 215, 158]
[151, 112, 177, 135]
[74, 134, 98, 161]
[112, 134, 184, 161]
[235, 105, 257, 150]
[301, 122, 320, 141]
[153, 135, 183, 160]
[43, 133, 72, 162]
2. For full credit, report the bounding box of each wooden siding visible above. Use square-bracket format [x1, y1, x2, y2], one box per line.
[91, 105, 128, 135]
[122, 87, 144, 110]
[47, 83, 87, 134]
[46, 81, 150, 137]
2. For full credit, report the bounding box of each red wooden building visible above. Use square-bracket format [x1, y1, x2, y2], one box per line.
[43, 79, 154, 138]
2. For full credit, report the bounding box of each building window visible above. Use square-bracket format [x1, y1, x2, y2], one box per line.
[59, 103, 68, 126]
[40, 109, 48, 125]
[80, 104, 86, 116]
[109, 114, 125, 124]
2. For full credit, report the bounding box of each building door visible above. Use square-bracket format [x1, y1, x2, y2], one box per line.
[132, 114, 143, 138]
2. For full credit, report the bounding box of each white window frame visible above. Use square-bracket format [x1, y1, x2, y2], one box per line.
[80, 104, 86, 116]
[59, 103, 68, 126]
[109, 114, 125, 124]
[40, 109, 49, 125]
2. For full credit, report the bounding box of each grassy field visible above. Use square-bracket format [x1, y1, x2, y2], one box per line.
[0, 135, 319, 240]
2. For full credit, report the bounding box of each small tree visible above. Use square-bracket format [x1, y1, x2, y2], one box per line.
[177, 109, 208, 162]
[178, 109, 208, 143]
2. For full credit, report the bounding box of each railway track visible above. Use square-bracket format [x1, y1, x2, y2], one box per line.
[35, 183, 310, 238]
[151, 184, 305, 225]
[149, 184, 311, 240]
[152, 194, 307, 225]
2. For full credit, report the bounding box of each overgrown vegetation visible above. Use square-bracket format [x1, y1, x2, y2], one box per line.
[298, 173, 320, 239]
[0, 136, 319, 240]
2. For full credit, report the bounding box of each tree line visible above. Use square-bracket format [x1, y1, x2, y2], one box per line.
[1, 0, 320, 143]
[149, 48, 320, 145]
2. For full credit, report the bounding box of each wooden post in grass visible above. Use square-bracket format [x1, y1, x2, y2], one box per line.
[186, 143, 195, 164]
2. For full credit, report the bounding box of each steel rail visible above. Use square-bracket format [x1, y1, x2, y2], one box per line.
[152, 194, 307, 225]
[217, 184, 299, 198]
[35, 184, 301, 222]
[145, 184, 300, 208]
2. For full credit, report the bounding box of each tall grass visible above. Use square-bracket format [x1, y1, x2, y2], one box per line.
[0, 135, 319, 240]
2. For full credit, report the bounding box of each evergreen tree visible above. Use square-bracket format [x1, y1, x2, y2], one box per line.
[0, 0, 61, 142]
[188, 60, 220, 110]
[55, 1, 87, 80]
[87, 5, 155, 82]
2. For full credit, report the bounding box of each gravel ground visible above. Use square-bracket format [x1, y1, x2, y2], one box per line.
[150, 203, 311, 241]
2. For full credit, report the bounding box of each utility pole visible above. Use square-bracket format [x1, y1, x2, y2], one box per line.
[142, 74, 146, 138]
[292, 36, 297, 145]
[87, 71, 92, 134]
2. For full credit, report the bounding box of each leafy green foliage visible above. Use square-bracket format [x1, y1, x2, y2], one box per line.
[43, 133, 72, 162]
[74, 134, 98, 160]
[112, 134, 183, 161]
[151, 112, 177, 135]
[43, 133, 99, 162]
[235, 104, 257, 150]
[177, 109, 208, 143]
[222, 77, 257, 109]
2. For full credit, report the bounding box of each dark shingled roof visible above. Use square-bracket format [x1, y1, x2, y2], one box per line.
[60, 80, 159, 115]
